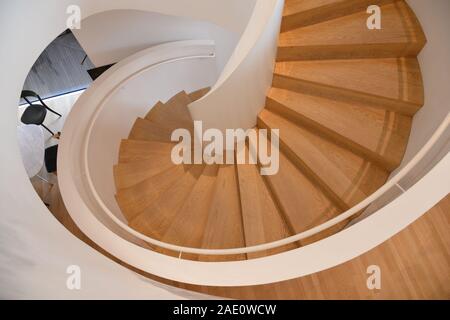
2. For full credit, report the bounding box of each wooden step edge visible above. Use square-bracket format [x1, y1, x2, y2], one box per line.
[259, 174, 309, 249]
[244, 131, 299, 239]
[118, 139, 176, 164]
[235, 139, 301, 257]
[252, 130, 339, 248]
[115, 164, 194, 222]
[257, 116, 351, 212]
[233, 162, 250, 261]
[143, 114, 191, 131]
[281, 0, 399, 32]
[231, 165, 251, 260]
[399, 0, 427, 47]
[113, 161, 186, 192]
[127, 164, 205, 233]
[272, 73, 422, 116]
[144, 101, 165, 120]
[141, 91, 195, 139]
[188, 87, 211, 102]
[276, 42, 426, 62]
[112, 163, 166, 192]
[146, 91, 192, 126]
[113, 164, 127, 191]
[166, 90, 191, 106]
[157, 164, 220, 261]
[197, 164, 247, 262]
[120, 138, 176, 146]
[252, 134, 340, 249]
[128, 118, 174, 141]
[256, 165, 303, 250]
[265, 96, 398, 171]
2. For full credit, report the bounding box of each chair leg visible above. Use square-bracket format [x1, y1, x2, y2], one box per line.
[44, 106, 62, 118]
[41, 124, 55, 136]
[38, 95, 62, 118]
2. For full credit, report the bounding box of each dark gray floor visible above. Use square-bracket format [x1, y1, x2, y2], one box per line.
[21, 31, 95, 104]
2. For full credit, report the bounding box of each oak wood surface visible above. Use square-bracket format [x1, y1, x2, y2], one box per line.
[279, 1, 426, 60]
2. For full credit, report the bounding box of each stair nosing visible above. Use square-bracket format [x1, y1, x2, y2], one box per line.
[272, 72, 421, 116]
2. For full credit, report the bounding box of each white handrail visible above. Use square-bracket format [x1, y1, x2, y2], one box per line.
[81, 56, 449, 257]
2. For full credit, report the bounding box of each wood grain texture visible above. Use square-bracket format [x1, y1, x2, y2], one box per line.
[128, 118, 174, 142]
[279, 1, 426, 60]
[273, 58, 424, 115]
[118, 140, 176, 163]
[114, 153, 175, 190]
[237, 159, 296, 259]
[115, 165, 188, 220]
[188, 87, 211, 102]
[145, 91, 193, 133]
[129, 165, 204, 240]
[179, 195, 450, 299]
[199, 165, 246, 262]
[258, 109, 389, 210]
[261, 149, 345, 240]
[266, 87, 412, 171]
[159, 164, 219, 260]
[282, 0, 397, 32]
[144, 101, 165, 120]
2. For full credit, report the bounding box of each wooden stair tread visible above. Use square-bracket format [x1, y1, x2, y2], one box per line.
[188, 87, 211, 102]
[115, 165, 187, 220]
[129, 165, 205, 240]
[144, 101, 165, 119]
[258, 109, 389, 209]
[145, 91, 193, 132]
[118, 139, 176, 163]
[236, 160, 296, 259]
[279, 1, 426, 60]
[114, 153, 175, 190]
[266, 87, 412, 170]
[159, 164, 219, 259]
[129, 118, 174, 142]
[273, 57, 424, 115]
[261, 143, 342, 235]
[199, 165, 246, 262]
[282, 0, 396, 31]
[284, 0, 346, 17]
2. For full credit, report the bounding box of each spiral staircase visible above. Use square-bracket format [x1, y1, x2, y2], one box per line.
[113, 0, 426, 263]
[2, 0, 449, 300]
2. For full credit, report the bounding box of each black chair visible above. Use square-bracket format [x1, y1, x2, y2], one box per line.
[44, 145, 58, 173]
[21, 90, 62, 136]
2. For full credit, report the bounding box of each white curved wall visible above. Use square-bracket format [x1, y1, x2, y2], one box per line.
[189, 0, 284, 134]
[73, 10, 238, 73]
